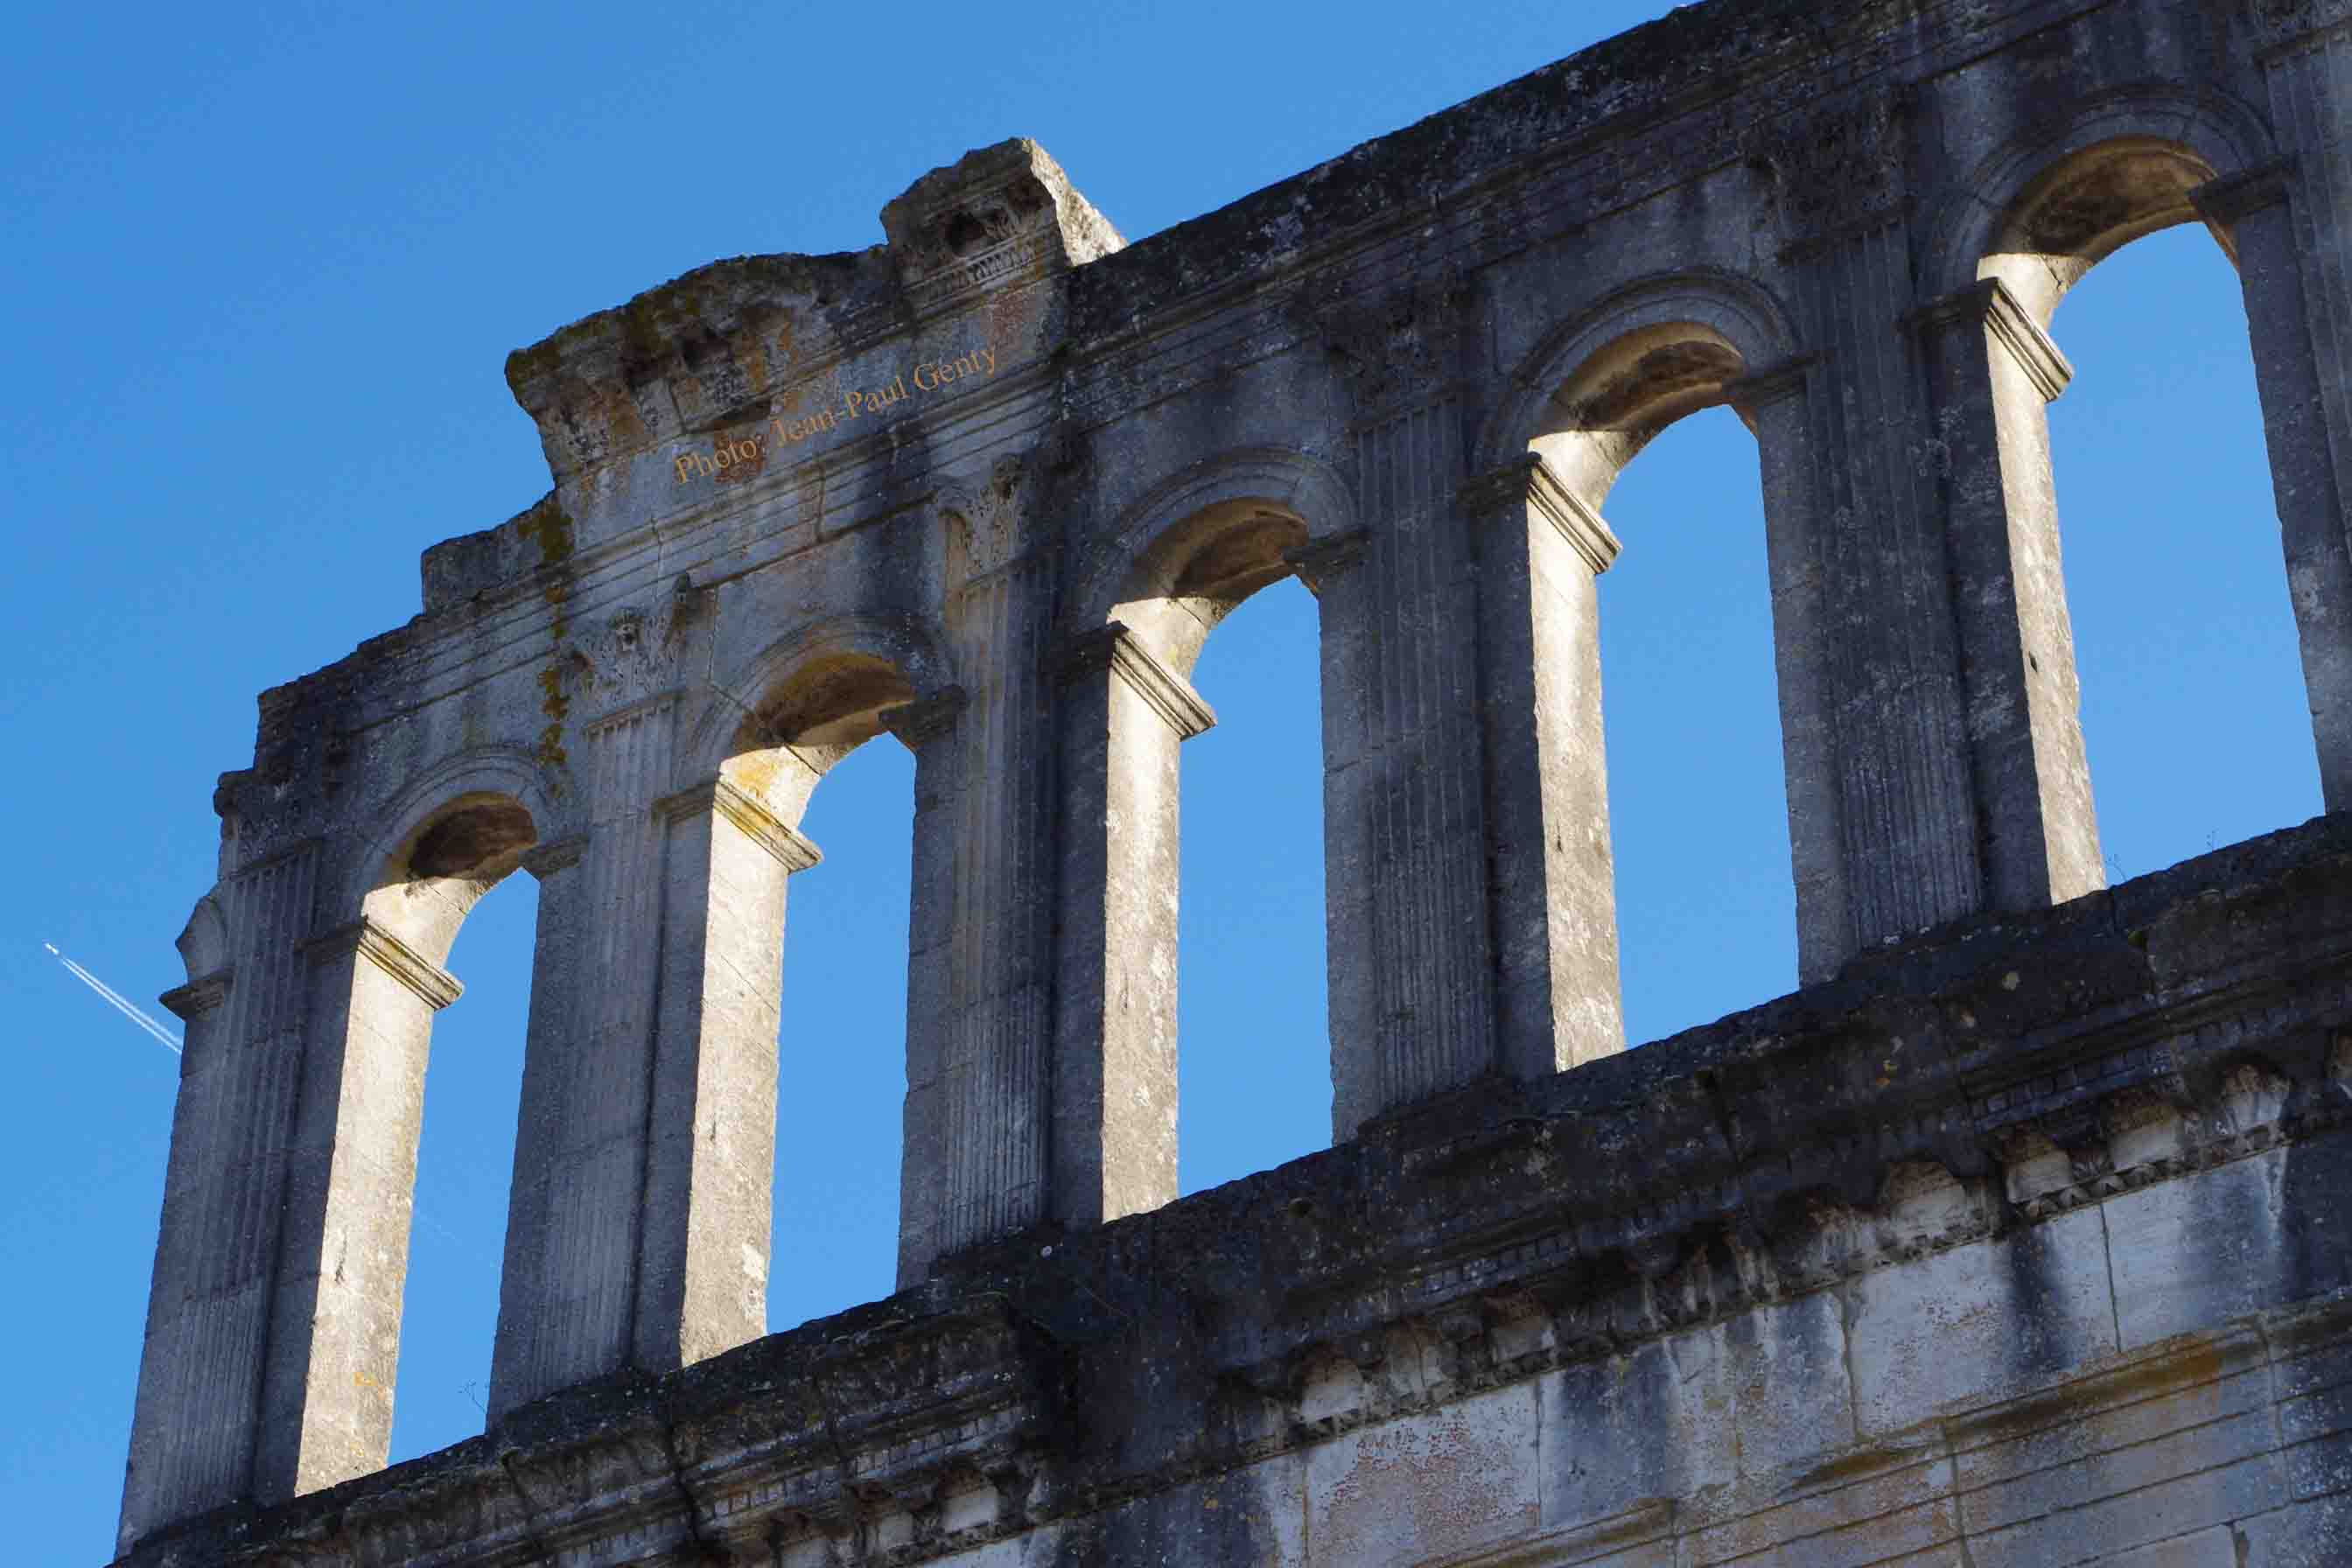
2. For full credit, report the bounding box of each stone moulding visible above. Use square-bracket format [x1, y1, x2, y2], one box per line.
[118, 815, 2352, 1568]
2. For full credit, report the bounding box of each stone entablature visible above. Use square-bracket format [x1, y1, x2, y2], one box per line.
[116, 0, 2352, 1558]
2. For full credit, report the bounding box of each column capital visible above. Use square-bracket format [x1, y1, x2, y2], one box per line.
[1460, 454, 1622, 576]
[1907, 277, 2073, 403]
[878, 685, 970, 749]
[1054, 622, 1216, 739]
[654, 777, 823, 872]
[520, 836, 586, 879]
[1284, 528, 1370, 593]
[304, 917, 464, 1012]
[158, 970, 232, 1022]
[2191, 158, 2297, 228]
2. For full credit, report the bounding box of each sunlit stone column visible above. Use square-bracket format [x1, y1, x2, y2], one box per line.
[1048, 622, 1214, 1237]
[252, 913, 460, 1503]
[1462, 452, 1626, 1076]
[637, 777, 816, 1371]
[1909, 277, 2104, 916]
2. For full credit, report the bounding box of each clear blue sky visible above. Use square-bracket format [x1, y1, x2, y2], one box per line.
[2, 4, 2317, 1561]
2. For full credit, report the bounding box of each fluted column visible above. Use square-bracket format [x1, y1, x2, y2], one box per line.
[1317, 396, 1501, 1138]
[1048, 623, 1215, 1238]
[253, 912, 461, 1503]
[1463, 453, 1626, 1077]
[2197, 144, 2352, 806]
[118, 847, 322, 1552]
[919, 547, 1060, 1270]
[880, 687, 969, 1286]
[1909, 277, 2104, 915]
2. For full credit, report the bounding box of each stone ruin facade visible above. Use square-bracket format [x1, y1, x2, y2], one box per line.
[110, 0, 2352, 1562]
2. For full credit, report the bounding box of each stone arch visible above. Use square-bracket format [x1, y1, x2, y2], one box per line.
[1074, 444, 1359, 670]
[680, 611, 956, 822]
[1927, 84, 2278, 314]
[353, 746, 560, 965]
[1918, 82, 2338, 909]
[1480, 269, 1801, 493]
[1051, 444, 1352, 1222]
[1466, 267, 1815, 1056]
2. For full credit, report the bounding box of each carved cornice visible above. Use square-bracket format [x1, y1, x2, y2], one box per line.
[2191, 158, 2298, 229]
[1460, 454, 1622, 576]
[878, 685, 970, 750]
[1908, 277, 2074, 402]
[654, 778, 823, 872]
[1054, 622, 1216, 739]
[303, 918, 464, 1012]
[158, 970, 232, 1022]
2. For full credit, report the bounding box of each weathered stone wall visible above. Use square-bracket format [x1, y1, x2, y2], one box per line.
[112, 0, 2352, 1560]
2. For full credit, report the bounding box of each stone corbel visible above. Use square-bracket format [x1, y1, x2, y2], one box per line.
[1721, 353, 1820, 434]
[520, 836, 586, 879]
[304, 917, 465, 1012]
[878, 685, 970, 750]
[1283, 528, 1370, 595]
[1054, 622, 1216, 739]
[2190, 158, 2298, 264]
[653, 777, 823, 873]
[1460, 453, 1622, 577]
[158, 970, 233, 1022]
[1907, 277, 2074, 403]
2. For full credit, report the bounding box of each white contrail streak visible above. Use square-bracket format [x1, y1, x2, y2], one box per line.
[45, 942, 184, 1056]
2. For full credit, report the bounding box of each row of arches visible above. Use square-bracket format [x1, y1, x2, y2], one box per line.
[125, 102, 2344, 1532]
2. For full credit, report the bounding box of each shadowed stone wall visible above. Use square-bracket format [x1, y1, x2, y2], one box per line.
[113, 0, 2352, 1561]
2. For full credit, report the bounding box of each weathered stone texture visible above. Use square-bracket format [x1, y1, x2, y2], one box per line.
[112, 0, 2352, 1560]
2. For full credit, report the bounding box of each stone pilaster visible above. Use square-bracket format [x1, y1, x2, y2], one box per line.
[1319, 397, 1501, 1137]
[1908, 277, 2104, 917]
[1048, 623, 1215, 1240]
[118, 846, 322, 1550]
[1755, 94, 1990, 969]
[253, 911, 461, 1505]
[911, 480, 1063, 1271]
[2198, 138, 2352, 807]
[1463, 453, 1626, 1078]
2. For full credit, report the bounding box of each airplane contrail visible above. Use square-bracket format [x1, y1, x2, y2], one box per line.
[43, 942, 487, 1259]
[45, 942, 184, 1056]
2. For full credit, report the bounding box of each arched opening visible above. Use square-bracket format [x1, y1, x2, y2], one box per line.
[1512, 312, 1801, 1046]
[707, 647, 928, 1323]
[721, 653, 920, 1332]
[1084, 495, 1326, 1198]
[386, 872, 533, 1462]
[1977, 139, 2323, 878]
[1592, 407, 1795, 1045]
[355, 791, 537, 1463]
[1177, 573, 1328, 1194]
